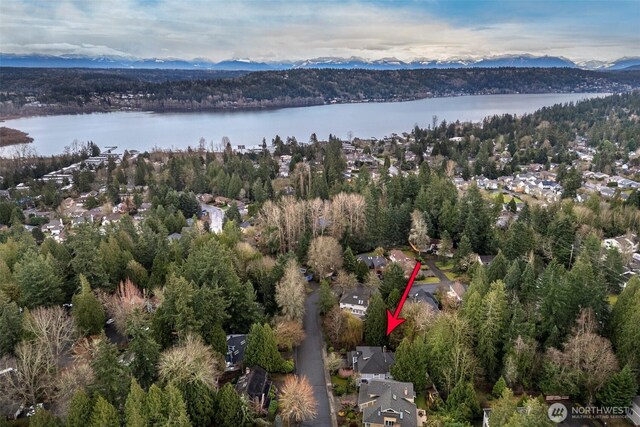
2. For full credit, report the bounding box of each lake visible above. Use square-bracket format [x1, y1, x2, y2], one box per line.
[0, 93, 606, 156]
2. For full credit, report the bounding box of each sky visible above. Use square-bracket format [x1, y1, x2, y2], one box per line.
[0, 0, 638, 62]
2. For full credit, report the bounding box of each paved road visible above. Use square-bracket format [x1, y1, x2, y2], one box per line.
[296, 284, 333, 427]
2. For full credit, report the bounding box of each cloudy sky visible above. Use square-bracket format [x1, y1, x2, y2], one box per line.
[1, 0, 638, 62]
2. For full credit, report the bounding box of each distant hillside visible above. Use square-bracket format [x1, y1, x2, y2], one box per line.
[1, 67, 639, 119]
[3, 53, 638, 71]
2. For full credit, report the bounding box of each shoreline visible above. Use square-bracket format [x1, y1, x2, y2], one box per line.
[0, 89, 615, 122]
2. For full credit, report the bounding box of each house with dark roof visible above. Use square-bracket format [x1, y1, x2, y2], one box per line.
[358, 379, 418, 427]
[225, 334, 247, 371]
[357, 254, 387, 271]
[339, 285, 371, 317]
[410, 289, 440, 313]
[348, 346, 395, 385]
[236, 366, 272, 411]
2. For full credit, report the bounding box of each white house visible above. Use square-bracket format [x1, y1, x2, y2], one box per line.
[339, 285, 371, 317]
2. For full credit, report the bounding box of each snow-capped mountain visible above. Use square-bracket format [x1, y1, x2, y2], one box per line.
[1, 53, 638, 71]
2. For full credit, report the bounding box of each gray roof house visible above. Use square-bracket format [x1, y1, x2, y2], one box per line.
[339, 285, 371, 317]
[357, 254, 387, 271]
[358, 379, 418, 427]
[410, 289, 440, 313]
[348, 346, 395, 385]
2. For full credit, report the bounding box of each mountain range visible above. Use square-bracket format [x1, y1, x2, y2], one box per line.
[1, 53, 639, 71]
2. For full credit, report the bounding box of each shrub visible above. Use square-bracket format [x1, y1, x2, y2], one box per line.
[268, 399, 278, 421]
[280, 359, 295, 373]
[334, 384, 347, 396]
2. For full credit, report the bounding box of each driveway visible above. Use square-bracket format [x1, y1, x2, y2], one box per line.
[296, 283, 334, 427]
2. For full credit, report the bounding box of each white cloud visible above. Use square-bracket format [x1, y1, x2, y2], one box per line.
[0, 0, 638, 62]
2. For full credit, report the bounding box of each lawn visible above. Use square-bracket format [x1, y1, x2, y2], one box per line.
[419, 277, 441, 284]
[435, 261, 454, 271]
[444, 271, 460, 281]
[331, 375, 348, 387]
[415, 393, 428, 410]
[502, 194, 523, 204]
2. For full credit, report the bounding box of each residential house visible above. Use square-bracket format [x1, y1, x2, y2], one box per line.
[357, 254, 387, 272]
[388, 250, 417, 277]
[447, 282, 466, 303]
[410, 289, 440, 313]
[348, 346, 395, 385]
[340, 285, 371, 317]
[236, 366, 272, 412]
[225, 334, 247, 371]
[358, 379, 418, 427]
[603, 234, 638, 258]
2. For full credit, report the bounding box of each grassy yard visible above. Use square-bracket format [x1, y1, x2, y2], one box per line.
[415, 393, 428, 410]
[331, 375, 348, 387]
[435, 261, 454, 271]
[419, 276, 441, 284]
[503, 194, 523, 204]
[444, 271, 460, 281]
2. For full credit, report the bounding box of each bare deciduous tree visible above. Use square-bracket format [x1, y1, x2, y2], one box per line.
[101, 278, 146, 335]
[279, 375, 317, 425]
[326, 352, 342, 375]
[24, 306, 76, 363]
[1, 340, 55, 406]
[409, 210, 430, 252]
[275, 259, 306, 322]
[546, 310, 618, 405]
[274, 319, 306, 351]
[323, 306, 346, 349]
[158, 335, 221, 390]
[333, 270, 357, 296]
[308, 236, 343, 278]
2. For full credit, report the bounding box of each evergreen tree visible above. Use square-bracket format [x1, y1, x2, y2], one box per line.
[503, 261, 522, 291]
[390, 336, 429, 392]
[610, 277, 640, 371]
[217, 383, 251, 427]
[446, 380, 480, 422]
[244, 323, 284, 372]
[164, 383, 191, 426]
[67, 389, 93, 427]
[124, 379, 147, 427]
[597, 365, 638, 408]
[72, 275, 105, 336]
[317, 281, 337, 315]
[0, 292, 22, 356]
[90, 395, 120, 427]
[380, 263, 405, 300]
[477, 280, 508, 380]
[146, 384, 166, 425]
[363, 293, 387, 347]
[492, 376, 508, 398]
[127, 313, 160, 389]
[343, 247, 358, 274]
[487, 251, 509, 284]
[90, 336, 130, 407]
[29, 408, 62, 427]
[14, 250, 64, 308]
[180, 380, 217, 427]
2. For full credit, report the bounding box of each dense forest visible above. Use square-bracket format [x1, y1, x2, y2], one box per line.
[1, 67, 640, 118]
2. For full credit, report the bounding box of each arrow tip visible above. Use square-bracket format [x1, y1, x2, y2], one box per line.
[386, 309, 405, 336]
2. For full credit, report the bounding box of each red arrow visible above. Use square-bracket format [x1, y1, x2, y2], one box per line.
[386, 261, 422, 336]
